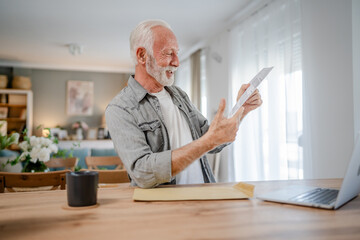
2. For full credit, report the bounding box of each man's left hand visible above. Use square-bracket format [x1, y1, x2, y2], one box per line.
[236, 83, 263, 121]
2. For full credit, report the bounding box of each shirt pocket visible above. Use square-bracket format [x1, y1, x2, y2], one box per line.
[138, 120, 164, 152]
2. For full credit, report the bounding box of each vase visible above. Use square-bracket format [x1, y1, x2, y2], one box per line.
[23, 161, 49, 173]
[76, 128, 83, 140]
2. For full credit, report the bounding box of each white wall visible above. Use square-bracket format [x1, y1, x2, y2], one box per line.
[301, 0, 354, 178]
[353, 0, 360, 139]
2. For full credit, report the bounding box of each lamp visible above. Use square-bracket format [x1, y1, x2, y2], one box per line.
[68, 43, 83, 56]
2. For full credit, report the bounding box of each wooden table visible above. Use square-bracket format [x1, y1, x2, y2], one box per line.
[1, 179, 360, 240]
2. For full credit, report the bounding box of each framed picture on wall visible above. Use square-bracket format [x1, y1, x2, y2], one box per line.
[66, 80, 94, 116]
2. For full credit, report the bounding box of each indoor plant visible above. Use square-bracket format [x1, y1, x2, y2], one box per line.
[12, 130, 59, 172]
[0, 132, 20, 151]
[0, 131, 20, 171]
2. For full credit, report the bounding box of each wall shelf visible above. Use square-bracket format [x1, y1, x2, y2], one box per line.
[0, 89, 33, 136]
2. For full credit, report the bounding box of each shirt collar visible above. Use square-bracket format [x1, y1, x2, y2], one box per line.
[128, 75, 149, 103]
[128, 75, 178, 103]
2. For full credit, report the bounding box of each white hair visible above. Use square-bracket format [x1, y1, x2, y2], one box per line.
[129, 19, 172, 65]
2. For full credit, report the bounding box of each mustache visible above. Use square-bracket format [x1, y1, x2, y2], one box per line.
[163, 66, 178, 73]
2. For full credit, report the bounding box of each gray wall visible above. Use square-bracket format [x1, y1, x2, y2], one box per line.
[353, 0, 360, 139]
[17, 68, 129, 133]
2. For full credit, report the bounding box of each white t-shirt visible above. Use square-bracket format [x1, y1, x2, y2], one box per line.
[151, 89, 204, 184]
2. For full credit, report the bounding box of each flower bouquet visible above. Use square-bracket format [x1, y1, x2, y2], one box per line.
[16, 135, 59, 172]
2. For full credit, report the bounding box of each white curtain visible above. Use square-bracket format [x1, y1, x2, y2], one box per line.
[175, 57, 192, 97]
[175, 50, 207, 116]
[229, 0, 303, 181]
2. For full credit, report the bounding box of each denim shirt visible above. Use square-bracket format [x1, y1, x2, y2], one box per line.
[105, 76, 225, 188]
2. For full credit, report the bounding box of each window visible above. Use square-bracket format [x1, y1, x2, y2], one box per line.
[229, 0, 303, 181]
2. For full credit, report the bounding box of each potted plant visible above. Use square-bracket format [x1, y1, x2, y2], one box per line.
[2, 129, 59, 172]
[16, 132, 59, 172]
[0, 131, 21, 172]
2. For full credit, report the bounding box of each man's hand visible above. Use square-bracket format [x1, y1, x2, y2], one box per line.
[236, 83, 263, 121]
[171, 98, 244, 176]
[204, 98, 244, 149]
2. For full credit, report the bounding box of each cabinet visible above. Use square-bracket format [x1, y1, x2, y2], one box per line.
[0, 89, 33, 136]
[58, 140, 114, 149]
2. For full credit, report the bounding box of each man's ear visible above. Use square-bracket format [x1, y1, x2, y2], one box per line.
[136, 47, 147, 65]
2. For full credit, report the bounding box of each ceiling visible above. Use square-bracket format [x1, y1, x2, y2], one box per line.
[0, 0, 256, 73]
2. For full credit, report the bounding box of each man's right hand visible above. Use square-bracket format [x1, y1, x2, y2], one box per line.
[171, 98, 244, 176]
[204, 98, 244, 149]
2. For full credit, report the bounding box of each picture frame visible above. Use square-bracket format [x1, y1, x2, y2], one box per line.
[66, 80, 94, 116]
[50, 128, 68, 140]
[87, 127, 98, 140]
[0, 107, 8, 118]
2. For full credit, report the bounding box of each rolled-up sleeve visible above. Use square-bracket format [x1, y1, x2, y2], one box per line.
[105, 104, 172, 188]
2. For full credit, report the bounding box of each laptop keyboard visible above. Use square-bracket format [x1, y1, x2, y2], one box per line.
[289, 188, 339, 205]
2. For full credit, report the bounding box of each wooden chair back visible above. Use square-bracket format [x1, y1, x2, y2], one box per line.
[0, 170, 69, 193]
[45, 157, 78, 171]
[85, 156, 124, 170]
[97, 170, 130, 183]
[79, 169, 130, 185]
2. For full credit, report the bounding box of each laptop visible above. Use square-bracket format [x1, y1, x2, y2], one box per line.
[257, 134, 360, 209]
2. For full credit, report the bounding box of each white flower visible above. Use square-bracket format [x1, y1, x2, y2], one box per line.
[19, 141, 29, 152]
[29, 136, 40, 148]
[30, 146, 41, 162]
[17, 135, 59, 166]
[49, 144, 58, 154]
[38, 148, 51, 162]
[40, 137, 52, 147]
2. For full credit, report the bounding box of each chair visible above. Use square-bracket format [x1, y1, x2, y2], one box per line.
[79, 169, 130, 184]
[45, 157, 78, 171]
[70, 148, 90, 169]
[97, 170, 130, 183]
[85, 156, 124, 170]
[0, 170, 69, 193]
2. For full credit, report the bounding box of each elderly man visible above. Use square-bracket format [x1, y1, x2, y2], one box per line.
[106, 19, 262, 188]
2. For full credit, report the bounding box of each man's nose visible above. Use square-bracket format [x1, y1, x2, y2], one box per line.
[171, 53, 179, 67]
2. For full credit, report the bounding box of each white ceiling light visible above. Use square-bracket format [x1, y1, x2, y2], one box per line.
[68, 43, 83, 56]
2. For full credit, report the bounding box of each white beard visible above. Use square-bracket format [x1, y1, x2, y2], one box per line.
[146, 54, 177, 86]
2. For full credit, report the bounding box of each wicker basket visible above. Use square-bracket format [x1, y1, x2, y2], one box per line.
[12, 76, 31, 90]
[0, 75, 8, 89]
